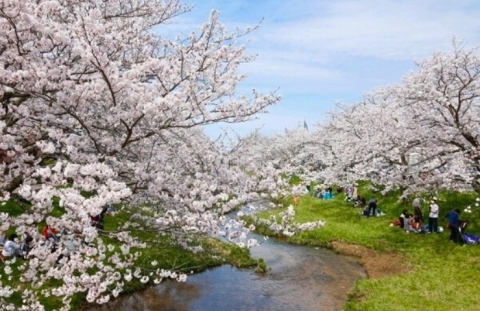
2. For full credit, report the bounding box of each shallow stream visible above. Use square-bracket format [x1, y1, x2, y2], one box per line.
[91, 235, 366, 311]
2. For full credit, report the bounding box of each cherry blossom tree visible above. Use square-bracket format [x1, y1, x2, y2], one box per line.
[397, 42, 480, 192]
[0, 0, 283, 308]
[316, 91, 427, 194]
[239, 127, 328, 193]
[310, 43, 480, 195]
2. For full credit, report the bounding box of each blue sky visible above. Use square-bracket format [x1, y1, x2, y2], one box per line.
[164, 0, 480, 136]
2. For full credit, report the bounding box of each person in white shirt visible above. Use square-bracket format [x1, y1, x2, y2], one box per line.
[2, 233, 23, 258]
[428, 199, 440, 233]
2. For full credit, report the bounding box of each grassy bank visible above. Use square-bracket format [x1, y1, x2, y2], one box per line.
[251, 184, 480, 311]
[0, 200, 257, 310]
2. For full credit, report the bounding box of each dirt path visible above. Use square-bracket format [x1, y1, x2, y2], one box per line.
[330, 241, 408, 279]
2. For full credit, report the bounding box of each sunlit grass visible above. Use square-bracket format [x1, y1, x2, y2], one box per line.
[255, 184, 480, 311]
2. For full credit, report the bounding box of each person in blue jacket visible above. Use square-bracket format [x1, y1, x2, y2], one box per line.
[447, 209, 462, 244]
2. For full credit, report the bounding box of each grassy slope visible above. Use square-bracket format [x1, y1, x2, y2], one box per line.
[1, 200, 256, 310]
[255, 184, 480, 311]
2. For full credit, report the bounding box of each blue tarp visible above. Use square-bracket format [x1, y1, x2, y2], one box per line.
[463, 233, 480, 245]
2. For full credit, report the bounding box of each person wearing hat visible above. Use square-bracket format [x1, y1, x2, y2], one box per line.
[428, 199, 440, 233]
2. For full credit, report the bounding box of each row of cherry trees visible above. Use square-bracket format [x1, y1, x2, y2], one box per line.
[0, 0, 293, 309]
[252, 42, 480, 197]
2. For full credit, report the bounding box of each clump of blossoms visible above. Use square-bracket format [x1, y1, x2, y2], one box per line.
[464, 198, 480, 213]
[252, 205, 326, 237]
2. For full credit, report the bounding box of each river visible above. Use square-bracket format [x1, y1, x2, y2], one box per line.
[89, 234, 366, 311]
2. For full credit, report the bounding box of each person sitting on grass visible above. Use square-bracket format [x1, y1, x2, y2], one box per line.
[90, 211, 106, 230]
[42, 224, 58, 241]
[21, 231, 35, 254]
[106, 203, 116, 215]
[354, 196, 366, 208]
[403, 213, 413, 232]
[399, 209, 409, 228]
[2, 233, 24, 259]
[0, 230, 5, 246]
[55, 232, 82, 266]
[323, 187, 333, 200]
[412, 214, 424, 232]
[402, 212, 423, 233]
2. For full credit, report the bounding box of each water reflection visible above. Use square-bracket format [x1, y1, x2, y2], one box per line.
[89, 236, 365, 311]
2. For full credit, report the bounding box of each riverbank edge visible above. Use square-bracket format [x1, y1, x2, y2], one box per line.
[329, 240, 408, 279]
[77, 236, 259, 310]
[278, 238, 409, 308]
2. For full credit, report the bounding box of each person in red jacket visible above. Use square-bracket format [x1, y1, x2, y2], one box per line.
[42, 224, 58, 241]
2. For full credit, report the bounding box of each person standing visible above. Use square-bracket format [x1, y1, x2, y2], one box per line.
[293, 195, 299, 207]
[447, 209, 462, 243]
[367, 198, 377, 217]
[428, 199, 439, 233]
[412, 197, 423, 222]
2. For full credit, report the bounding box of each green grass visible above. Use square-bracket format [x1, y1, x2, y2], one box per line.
[252, 184, 480, 311]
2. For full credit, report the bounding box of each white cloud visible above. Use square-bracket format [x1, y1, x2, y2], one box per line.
[252, 0, 480, 61]
[163, 0, 480, 136]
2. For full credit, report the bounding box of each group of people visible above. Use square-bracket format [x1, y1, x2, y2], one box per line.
[1, 204, 115, 263]
[395, 197, 439, 233]
[398, 209, 424, 233]
[1, 224, 62, 261]
[1, 225, 89, 267]
[344, 185, 378, 216]
[393, 197, 467, 244]
[301, 185, 468, 244]
[307, 185, 335, 200]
